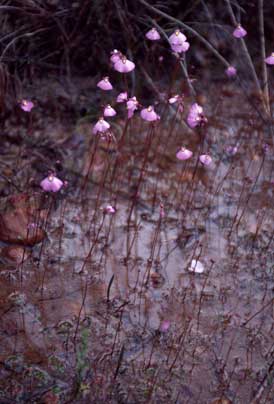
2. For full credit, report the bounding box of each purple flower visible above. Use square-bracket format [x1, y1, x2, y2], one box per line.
[20, 99, 34, 112]
[145, 28, 160, 41]
[169, 94, 184, 112]
[226, 145, 238, 156]
[169, 95, 180, 104]
[171, 41, 190, 53]
[114, 57, 135, 73]
[199, 154, 212, 166]
[176, 147, 193, 161]
[103, 204, 116, 214]
[225, 66, 237, 77]
[265, 52, 274, 65]
[93, 117, 110, 134]
[126, 96, 138, 119]
[160, 320, 170, 332]
[169, 29, 187, 44]
[140, 106, 159, 122]
[169, 30, 190, 53]
[187, 103, 206, 128]
[262, 143, 270, 154]
[104, 105, 116, 117]
[110, 49, 121, 64]
[188, 259, 204, 273]
[233, 24, 247, 38]
[40, 174, 63, 192]
[97, 77, 113, 91]
[116, 92, 128, 103]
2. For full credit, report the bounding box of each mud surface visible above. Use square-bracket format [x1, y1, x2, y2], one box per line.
[0, 78, 273, 403]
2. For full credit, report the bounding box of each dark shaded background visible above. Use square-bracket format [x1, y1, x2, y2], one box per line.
[1, 1, 274, 75]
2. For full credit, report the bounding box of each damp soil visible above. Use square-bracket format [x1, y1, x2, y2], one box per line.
[0, 77, 273, 404]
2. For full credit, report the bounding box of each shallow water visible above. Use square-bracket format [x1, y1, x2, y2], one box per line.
[0, 79, 273, 403]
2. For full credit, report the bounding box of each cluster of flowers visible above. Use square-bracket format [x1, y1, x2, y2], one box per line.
[94, 96, 207, 135]
[20, 23, 273, 198]
[146, 27, 190, 53]
[93, 100, 161, 134]
[227, 24, 274, 70]
[145, 25, 237, 78]
[94, 48, 162, 134]
[176, 147, 212, 166]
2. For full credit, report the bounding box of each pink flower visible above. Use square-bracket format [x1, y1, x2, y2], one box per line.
[188, 259, 204, 273]
[199, 154, 212, 166]
[265, 52, 274, 65]
[225, 66, 237, 77]
[187, 103, 206, 128]
[226, 145, 238, 156]
[40, 174, 63, 192]
[171, 42, 190, 53]
[110, 49, 121, 64]
[169, 94, 184, 112]
[263, 143, 270, 154]
[116, 92, 128, 103]
[169, 30, 190, 53]
[104, 105, 116, 117]
[93, 117, 110, 134]
[140, 106, 159, 122]
[97, 77, 113, 91]
[126, 96, 138, 119]
[160, 320, 170, 332]
[176, 147, 193, 161]
[169, 95, 180, 104]
[146, 28, 161, 41]
[114, 57, 135, 73]
[169, 29, 187, 44]
[20, 99, 34, 112]
[233, 24, 247, 38]
[103, 204, 116, 214]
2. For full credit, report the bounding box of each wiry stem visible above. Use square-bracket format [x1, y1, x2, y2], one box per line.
[151, 19, 196, 97]
[0, 29, 48, 62]
[138, 0, 230, 67]
[225, 0, 266, 113]
[242, 297, 274, 326]
[258, 0, 270, 115]
[235, 154, 265, 230]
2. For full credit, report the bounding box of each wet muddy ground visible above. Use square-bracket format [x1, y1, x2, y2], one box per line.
[0, 77, 273, 403]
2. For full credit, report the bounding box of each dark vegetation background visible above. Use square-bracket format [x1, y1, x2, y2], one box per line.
[1, 0, 274, 115]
